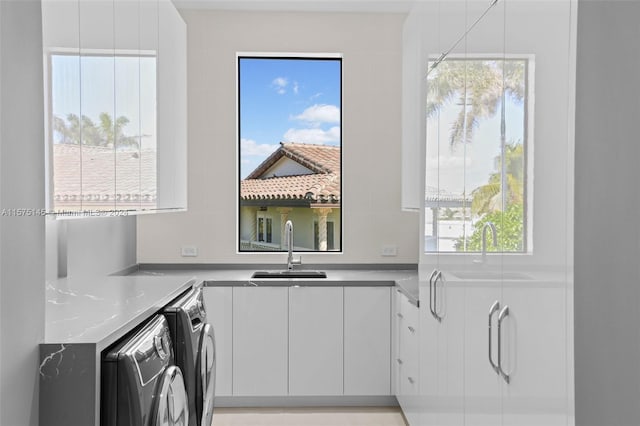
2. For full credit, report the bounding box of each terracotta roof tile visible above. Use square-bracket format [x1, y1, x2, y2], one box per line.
[52, 144, 157, 205]
[241, 142, 341, 203]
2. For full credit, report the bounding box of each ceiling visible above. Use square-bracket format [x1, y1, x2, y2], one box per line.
[172, 0, 416, 13]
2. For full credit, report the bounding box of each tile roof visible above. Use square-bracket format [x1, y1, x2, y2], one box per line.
[241, 142, 341, 203]
[52, 143, 157, 206]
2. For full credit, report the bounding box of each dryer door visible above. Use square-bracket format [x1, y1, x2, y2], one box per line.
[153, 366, 189, 426]
[197, 323, 216, 426]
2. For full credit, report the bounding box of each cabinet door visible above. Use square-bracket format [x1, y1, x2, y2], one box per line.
[202, 286, 233, 396]
[436, 279, 465, 426]
[344, 286, 391, 396]
[232, 287, 288, 396]
[464, 283, 503, 426]
[501, 283, 568, 426]
[289, 286, 343, 395]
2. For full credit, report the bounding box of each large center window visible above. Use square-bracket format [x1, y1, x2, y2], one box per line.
[425, 57, 532, 253]
[238, 55, 342, 252]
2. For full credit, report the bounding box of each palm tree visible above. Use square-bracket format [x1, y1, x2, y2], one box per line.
[53, 112, 139, 149]
[98, 112, 139, 149]
[470, 142, 524, 215]
[427, 59, 525, 146]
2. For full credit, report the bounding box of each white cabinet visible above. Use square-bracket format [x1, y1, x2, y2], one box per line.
[232, 286, 288, 396]
[394, 289, 420, 425]
[289, 286, 343, 395]
[205, 284, 393, 399]
[41, 0, 186, 215]
[202, 286, 233, 396]
[344, 287, 391, 396]
[501, 284, 568, 426]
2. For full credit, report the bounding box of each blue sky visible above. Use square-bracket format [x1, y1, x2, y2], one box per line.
[239, 57, 341, 178]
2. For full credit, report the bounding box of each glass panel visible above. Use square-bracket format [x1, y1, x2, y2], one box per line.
[238, 57, 342, 252]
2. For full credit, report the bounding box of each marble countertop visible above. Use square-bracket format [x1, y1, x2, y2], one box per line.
[130, 266, 420, 305]
[44, 275, 196, 350]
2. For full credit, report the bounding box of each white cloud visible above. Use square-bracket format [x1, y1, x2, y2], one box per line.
[294, 104, 340, 125]
[272, 77, 288, 95]
[283, 126, 340, 145]
[293, 81, 299, 95]
[241, 139, 279, 156]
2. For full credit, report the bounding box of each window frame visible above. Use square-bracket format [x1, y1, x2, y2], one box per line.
[235, 52, 344, 254]
[423, 53, 535, 255]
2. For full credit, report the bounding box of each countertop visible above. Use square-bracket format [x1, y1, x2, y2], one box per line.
[129, 265, 420, 305]
[44, 274, 196, 350]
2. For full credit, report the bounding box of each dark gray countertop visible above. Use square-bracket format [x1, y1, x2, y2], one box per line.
[129, 265, 420, 305]
[44, 275, 196, 350]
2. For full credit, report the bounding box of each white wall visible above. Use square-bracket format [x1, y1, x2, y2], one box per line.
[574, 2, 640, 424]
[0, 1, 46, 425]
[137, 10, 419, 264]
[46, 216, 137, 280]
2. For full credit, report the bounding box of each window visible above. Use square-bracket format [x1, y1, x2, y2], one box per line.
[238, 55, 342, 252]
[425, 57, 532, 253]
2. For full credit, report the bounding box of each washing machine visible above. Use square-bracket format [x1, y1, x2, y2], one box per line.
[164, 285, 216, 426]
[102, 314, 189, 426]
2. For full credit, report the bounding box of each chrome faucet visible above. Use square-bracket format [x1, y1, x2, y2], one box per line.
[481, 221, 498, 263]
[285, 220, 302, 270]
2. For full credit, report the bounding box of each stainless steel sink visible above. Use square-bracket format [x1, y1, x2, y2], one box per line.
[251, 270, 327, 279]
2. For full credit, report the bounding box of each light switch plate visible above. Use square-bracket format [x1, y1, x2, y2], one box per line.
[181, 246, 198, 257]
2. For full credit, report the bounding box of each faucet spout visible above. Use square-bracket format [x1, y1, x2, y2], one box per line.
[481, 221, 498, 264]
[285, 220, 302, 270]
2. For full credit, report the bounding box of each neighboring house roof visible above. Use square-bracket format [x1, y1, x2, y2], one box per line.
[241, 142, 341, 205]
[52, 143, 157, 204]
[425, 185, 472, 207]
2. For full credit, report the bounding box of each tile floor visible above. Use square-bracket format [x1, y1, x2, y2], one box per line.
[211, 406, 408, 426]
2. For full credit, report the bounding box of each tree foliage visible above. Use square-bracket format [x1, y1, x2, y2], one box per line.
[427, 59, 525, 146]
[455, 203, 524, 252]
[53, 112, 139, 149]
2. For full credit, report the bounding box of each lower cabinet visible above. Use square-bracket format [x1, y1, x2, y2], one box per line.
[394, 289, 420, 425]
[417, 271, 571, 426]
[203, 285, 391, 398]
[344, 286, 391, 395]
[232, 286, 288, 396]
[202, 286, 233, 396]
[289, 287, 343, 395]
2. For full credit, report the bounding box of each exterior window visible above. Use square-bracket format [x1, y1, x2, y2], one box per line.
[238, 55, 342, 252]
[257, 215, 273, 243]
[48, 53, 157, 213]
[425, 57, 532, 253]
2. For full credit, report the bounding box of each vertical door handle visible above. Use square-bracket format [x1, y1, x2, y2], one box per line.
[428, 269, 438, 320]
[432, 271, 443, 322]
[488, 301, 500, 374]
[497, 305, 511, 384]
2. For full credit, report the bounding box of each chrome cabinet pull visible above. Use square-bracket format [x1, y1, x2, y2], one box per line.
[430, 270, 444, 322]
[397, 312, 404, 319]
[396, 358, 403, 365]
[497, 305, 511, 384]
[407, 377, 415, 384]
[428, 269, 438, 320]
[407, 326, 415, 333]
[488, 301, 500, 374]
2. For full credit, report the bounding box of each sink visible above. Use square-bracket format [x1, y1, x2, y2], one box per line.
[251, 270, 327, 279]
[448, 270, 532, 280]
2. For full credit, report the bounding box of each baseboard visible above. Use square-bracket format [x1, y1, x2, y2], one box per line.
[214, 395, 399, 408]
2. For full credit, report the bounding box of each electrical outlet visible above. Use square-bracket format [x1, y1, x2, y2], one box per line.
[181, 246, 198, 257]
[381, 245, 398, 257]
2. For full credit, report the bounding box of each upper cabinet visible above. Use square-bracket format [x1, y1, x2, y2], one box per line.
[41, 0, 187, 216]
